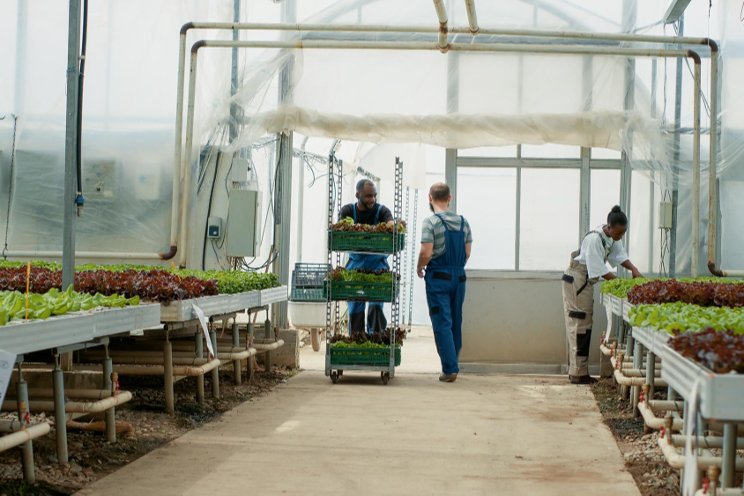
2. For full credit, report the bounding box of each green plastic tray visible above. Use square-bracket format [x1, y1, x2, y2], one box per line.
[329, 231, 406, 254]
[324, 280, 398, 302]
[330, 345, 401, 366]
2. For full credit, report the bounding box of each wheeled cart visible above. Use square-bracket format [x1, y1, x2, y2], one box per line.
[324, 155, 404, 384]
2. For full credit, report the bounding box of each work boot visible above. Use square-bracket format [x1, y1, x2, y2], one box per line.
[439, 373, 458, 383]
[569, 375, 597, 385]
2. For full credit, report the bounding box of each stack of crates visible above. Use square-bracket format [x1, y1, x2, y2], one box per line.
[290, 263, 330, 302]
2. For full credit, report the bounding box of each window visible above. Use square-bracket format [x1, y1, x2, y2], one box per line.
[455, 148, 623, 272]
[590, 169, 621, 229]
[457, 167, 516, 270]
[519, 169, 580, 270]
[520, 144, 580, 158]
[458, 146, 518, 158]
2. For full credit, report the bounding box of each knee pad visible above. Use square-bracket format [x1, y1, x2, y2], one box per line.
[577, 328, 592, 357]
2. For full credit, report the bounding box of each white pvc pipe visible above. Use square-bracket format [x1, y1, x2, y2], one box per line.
[696, 490, 744, 496]
[114, 359, 221, 377]
[672, 435, 744, 450]
[658, 435, 744, 471]
[0, 423, 50, 453]
[252, 339, 284, 352]
[638, 400, 684, 431]
[3, 392, 132, 414]
[3, 250, 162, 260]
[692, 56, 701, 276]
[173, 22, 714, 269]
[182, 42, 700, 274]
[464, 0, 479, 33]
[613, 368, 668, 387]
[432, 0, 448, 49]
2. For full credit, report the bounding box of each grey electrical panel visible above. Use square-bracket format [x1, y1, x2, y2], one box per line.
[227, 189, 261, 257]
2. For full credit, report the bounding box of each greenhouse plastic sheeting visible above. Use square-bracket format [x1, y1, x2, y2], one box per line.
[2, 0, 744, 288]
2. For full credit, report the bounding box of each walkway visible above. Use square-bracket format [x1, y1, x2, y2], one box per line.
[78, 328, 639, 496]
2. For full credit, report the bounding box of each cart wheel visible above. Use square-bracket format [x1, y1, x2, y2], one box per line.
[338, 370, 343, 377]
[381, 372, 390, 385]
[330, 371, 339, 384]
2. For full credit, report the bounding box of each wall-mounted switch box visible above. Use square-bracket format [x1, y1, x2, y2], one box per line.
[207, 216, 223, 239]
[658, 201, 673, 229]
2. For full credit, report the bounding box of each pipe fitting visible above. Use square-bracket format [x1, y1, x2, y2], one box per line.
[180, 22, 195, 35]
[159, 245, 178, 260]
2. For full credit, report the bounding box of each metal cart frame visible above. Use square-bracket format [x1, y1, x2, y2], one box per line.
[324, 155, 404, 384]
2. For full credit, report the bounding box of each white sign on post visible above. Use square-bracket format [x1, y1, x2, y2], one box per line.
[0, 349, 17, 407]
[192, 304, 216, 359]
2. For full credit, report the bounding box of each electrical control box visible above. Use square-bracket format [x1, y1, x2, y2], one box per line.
[658, 201, 673, 229]
[207, 216, 222, 239]
[227, 189, 261, 257]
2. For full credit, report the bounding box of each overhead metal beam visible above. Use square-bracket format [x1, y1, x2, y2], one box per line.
[664, 0, 693, 24]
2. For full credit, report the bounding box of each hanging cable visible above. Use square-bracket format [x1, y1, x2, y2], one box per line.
[74, 0, 89, 216]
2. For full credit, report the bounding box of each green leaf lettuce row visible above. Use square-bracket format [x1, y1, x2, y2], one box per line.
[0, 288, 141, 326]
[628, 302, 744, 334]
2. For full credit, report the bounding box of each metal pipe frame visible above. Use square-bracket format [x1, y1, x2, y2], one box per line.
[464, 0, 479, 34]
[15, 374, 34, 482]
[182, 43, 702, 282]
[52, 359, 68, 464]
[432, 0, 449, 50]
[172, 21, 715, 270]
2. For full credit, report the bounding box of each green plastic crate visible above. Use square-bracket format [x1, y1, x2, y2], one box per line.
[329, 231, 406, 254]
[324, 280, 398, 302]
[290, 287, 325, 302]
[330, 345, 401, 366]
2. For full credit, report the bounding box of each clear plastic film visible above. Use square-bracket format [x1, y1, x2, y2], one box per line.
[2, 1, 743, 290]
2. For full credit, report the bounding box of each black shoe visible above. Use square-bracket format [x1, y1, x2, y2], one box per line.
[569, 375, 597, 385]
[439, 373, 458, 382]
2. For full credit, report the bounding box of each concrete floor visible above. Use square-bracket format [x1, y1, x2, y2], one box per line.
[78, 328, 639, 496]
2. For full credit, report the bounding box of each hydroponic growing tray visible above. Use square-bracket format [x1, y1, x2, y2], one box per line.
[0, 304, 161, 355]
[661, 345, 744, 421]
[159, 291, 261, 322]
[632, 326, 671, 355]
[259, 286, 289, 306]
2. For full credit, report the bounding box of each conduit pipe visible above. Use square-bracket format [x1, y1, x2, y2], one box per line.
[696, 489, 744, 496]
[3, 392, 132, 414]
[27, 389, 120, 400]
[671, 434, 744, 450]
[85, 349, 252, 362]
[613, 369, 668, 387]
[252, 339, 284, 352]
[114, 359, 221, 377]
[174, 22, 714, 267]
[464, 0, 479, 33]
[658, 434, 744, 471]
[432, 0, 449, 50]
[639, 401, 684, 431]
[182, 42, 701, 264]
[691, 50, 702, 276]
[2, 250, 162, 260]
[0, 423, 50, 453]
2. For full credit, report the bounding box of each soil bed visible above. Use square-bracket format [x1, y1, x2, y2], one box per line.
[0, 368, 292, 496]
[592, 378, 680, 496]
